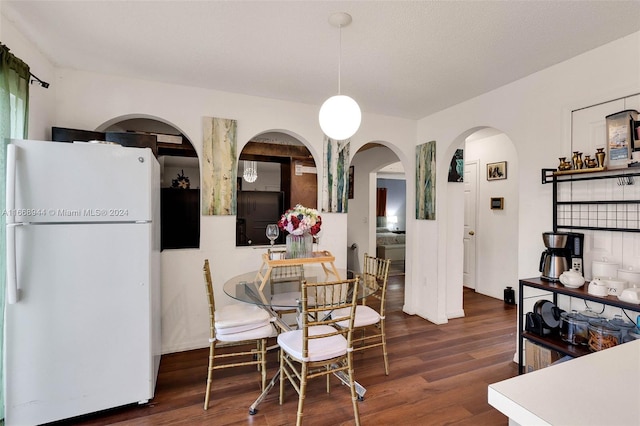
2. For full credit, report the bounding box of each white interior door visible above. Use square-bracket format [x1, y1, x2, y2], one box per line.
[463, 161, 478, 289]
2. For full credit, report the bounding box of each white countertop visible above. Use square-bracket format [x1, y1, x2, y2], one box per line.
[488, 340, 640, 426]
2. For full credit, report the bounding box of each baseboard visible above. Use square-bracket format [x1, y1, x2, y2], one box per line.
[447, 309, 465, 319]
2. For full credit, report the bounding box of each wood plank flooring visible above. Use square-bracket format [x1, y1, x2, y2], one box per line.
[69, 277, 518, 425]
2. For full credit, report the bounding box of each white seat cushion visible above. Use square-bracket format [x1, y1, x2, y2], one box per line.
[215, 303, 272, 334]
[216, 322, 275, 342]
[334, 305, 381, 328]
[277, 325, 347, 362]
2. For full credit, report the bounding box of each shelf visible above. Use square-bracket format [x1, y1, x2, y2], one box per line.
[553, 166, 606, 176]
[520, 277, 640, 311]
[542, 167, 640, 184]
[522, 332, 591, 358]
[518, 277, 640, 374]
[542, 167, 640, 233]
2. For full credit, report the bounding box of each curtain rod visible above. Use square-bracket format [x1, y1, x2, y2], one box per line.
[30, 73, 49, 89]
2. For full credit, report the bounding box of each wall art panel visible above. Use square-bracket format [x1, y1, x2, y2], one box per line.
[201, 117, 237, 215]
[416, 140, 436, 220]
[322, 137, 350, 213]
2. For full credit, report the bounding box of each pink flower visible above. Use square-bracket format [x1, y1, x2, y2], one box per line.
[278, 204, 322, 236]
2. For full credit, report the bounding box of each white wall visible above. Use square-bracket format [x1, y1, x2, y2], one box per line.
[377, 178, 406, 231]
[417, 31, 640, 323]
[0, 14, 56, 140]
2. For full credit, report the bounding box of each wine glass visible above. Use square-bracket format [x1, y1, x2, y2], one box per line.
[266, 224, 279, 246]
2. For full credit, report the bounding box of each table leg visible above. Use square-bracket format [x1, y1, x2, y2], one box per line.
[249, 369, 280, 415]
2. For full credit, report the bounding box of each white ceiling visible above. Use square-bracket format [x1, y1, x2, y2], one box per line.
[3, 1, 640, 120]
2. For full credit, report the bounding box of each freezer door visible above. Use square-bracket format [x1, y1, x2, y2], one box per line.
[7, 139, 157, 223]
[5, 223, 158, 425]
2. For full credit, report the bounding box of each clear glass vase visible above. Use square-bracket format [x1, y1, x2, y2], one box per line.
[286, 232, 313, 259]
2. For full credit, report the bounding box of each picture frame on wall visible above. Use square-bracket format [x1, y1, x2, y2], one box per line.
[348, 166, 354, 199]
[606, 110, 637, 167]
[487, 161, 507, 181]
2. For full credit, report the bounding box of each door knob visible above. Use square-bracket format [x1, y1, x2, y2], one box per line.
[468, 230, 475, 236]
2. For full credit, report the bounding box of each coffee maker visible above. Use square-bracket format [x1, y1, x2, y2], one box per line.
[539, 231, 585, 280]
[540, 232, 570, 281]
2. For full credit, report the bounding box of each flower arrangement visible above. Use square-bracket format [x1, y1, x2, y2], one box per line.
[278, 204, 322, 236]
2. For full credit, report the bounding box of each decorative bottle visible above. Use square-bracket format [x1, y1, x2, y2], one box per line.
[596, 148, 606, 168]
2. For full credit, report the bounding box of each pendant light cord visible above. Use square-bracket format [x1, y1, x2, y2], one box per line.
[338, 23, 342, 95]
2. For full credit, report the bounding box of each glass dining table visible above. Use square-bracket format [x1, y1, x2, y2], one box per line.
[223, 265, 374, 415]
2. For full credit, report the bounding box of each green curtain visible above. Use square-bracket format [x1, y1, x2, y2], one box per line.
[0, 43, 30, 421]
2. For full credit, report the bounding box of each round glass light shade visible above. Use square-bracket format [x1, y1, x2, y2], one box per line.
[319, 95, 361, 140]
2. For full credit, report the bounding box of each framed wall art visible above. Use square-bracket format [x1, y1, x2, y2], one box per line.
[416, 141, 436, 220]
[487, 161, 507, 181]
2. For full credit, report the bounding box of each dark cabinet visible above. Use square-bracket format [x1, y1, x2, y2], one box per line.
[52, 127, 105, 143]
[105, 131, 157, 157]
[236, 191, 284, 246]
[161, 188, 200, 250]
[52, 127, 158, 158]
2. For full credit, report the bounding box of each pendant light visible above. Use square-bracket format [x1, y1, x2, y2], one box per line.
[243, 160, 257, 183]
[319, 12, 361, 141]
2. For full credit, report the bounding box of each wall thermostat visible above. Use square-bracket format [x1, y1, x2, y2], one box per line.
[490, 197, 504, 210]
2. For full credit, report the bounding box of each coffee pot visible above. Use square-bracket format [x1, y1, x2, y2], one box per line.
[540, 232, 570, 281]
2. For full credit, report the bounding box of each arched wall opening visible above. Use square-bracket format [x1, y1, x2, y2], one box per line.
[348, 141, 407, 279]
[53, 114, 201, 251]
[441, 126, 520, 319]
[236, 130, 319, 246]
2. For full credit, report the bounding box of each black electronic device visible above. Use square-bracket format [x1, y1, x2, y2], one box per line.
[526, 300, 564, 337]
[565, 232, 584, 274]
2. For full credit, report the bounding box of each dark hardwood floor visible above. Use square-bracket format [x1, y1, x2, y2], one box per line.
[69, 276, 518, 425]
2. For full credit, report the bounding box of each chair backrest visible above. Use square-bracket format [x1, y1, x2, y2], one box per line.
[300, 277, 360, 359]
[362, 253, 391, 314]
[203, 259, 216, 341]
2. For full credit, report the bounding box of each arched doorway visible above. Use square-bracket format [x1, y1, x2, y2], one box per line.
[99, 116, 200, 250]
[348, 143, 405, 275]
[443, 127, 519, 319]
[235, 131, 318, 246]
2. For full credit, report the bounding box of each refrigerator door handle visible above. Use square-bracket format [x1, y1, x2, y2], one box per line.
[5, 144, 18, 303]
[6, 223, 20, 304]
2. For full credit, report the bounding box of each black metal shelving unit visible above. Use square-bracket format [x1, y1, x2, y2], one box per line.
[518, 277, 640, 374]
[542, 167, 640, 233]
[517, 168, 640, 374]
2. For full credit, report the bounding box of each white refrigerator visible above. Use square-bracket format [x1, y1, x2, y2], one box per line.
[4, 139, 161, 425]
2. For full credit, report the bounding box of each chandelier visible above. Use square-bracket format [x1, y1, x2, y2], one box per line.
[243, 160, 257, 183]
[318, 12, 361, 141]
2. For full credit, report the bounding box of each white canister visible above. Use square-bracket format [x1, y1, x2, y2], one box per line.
[592, 259, 619, 279]
[602, 278, 627, 296]
[617, 268, 640, 286]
